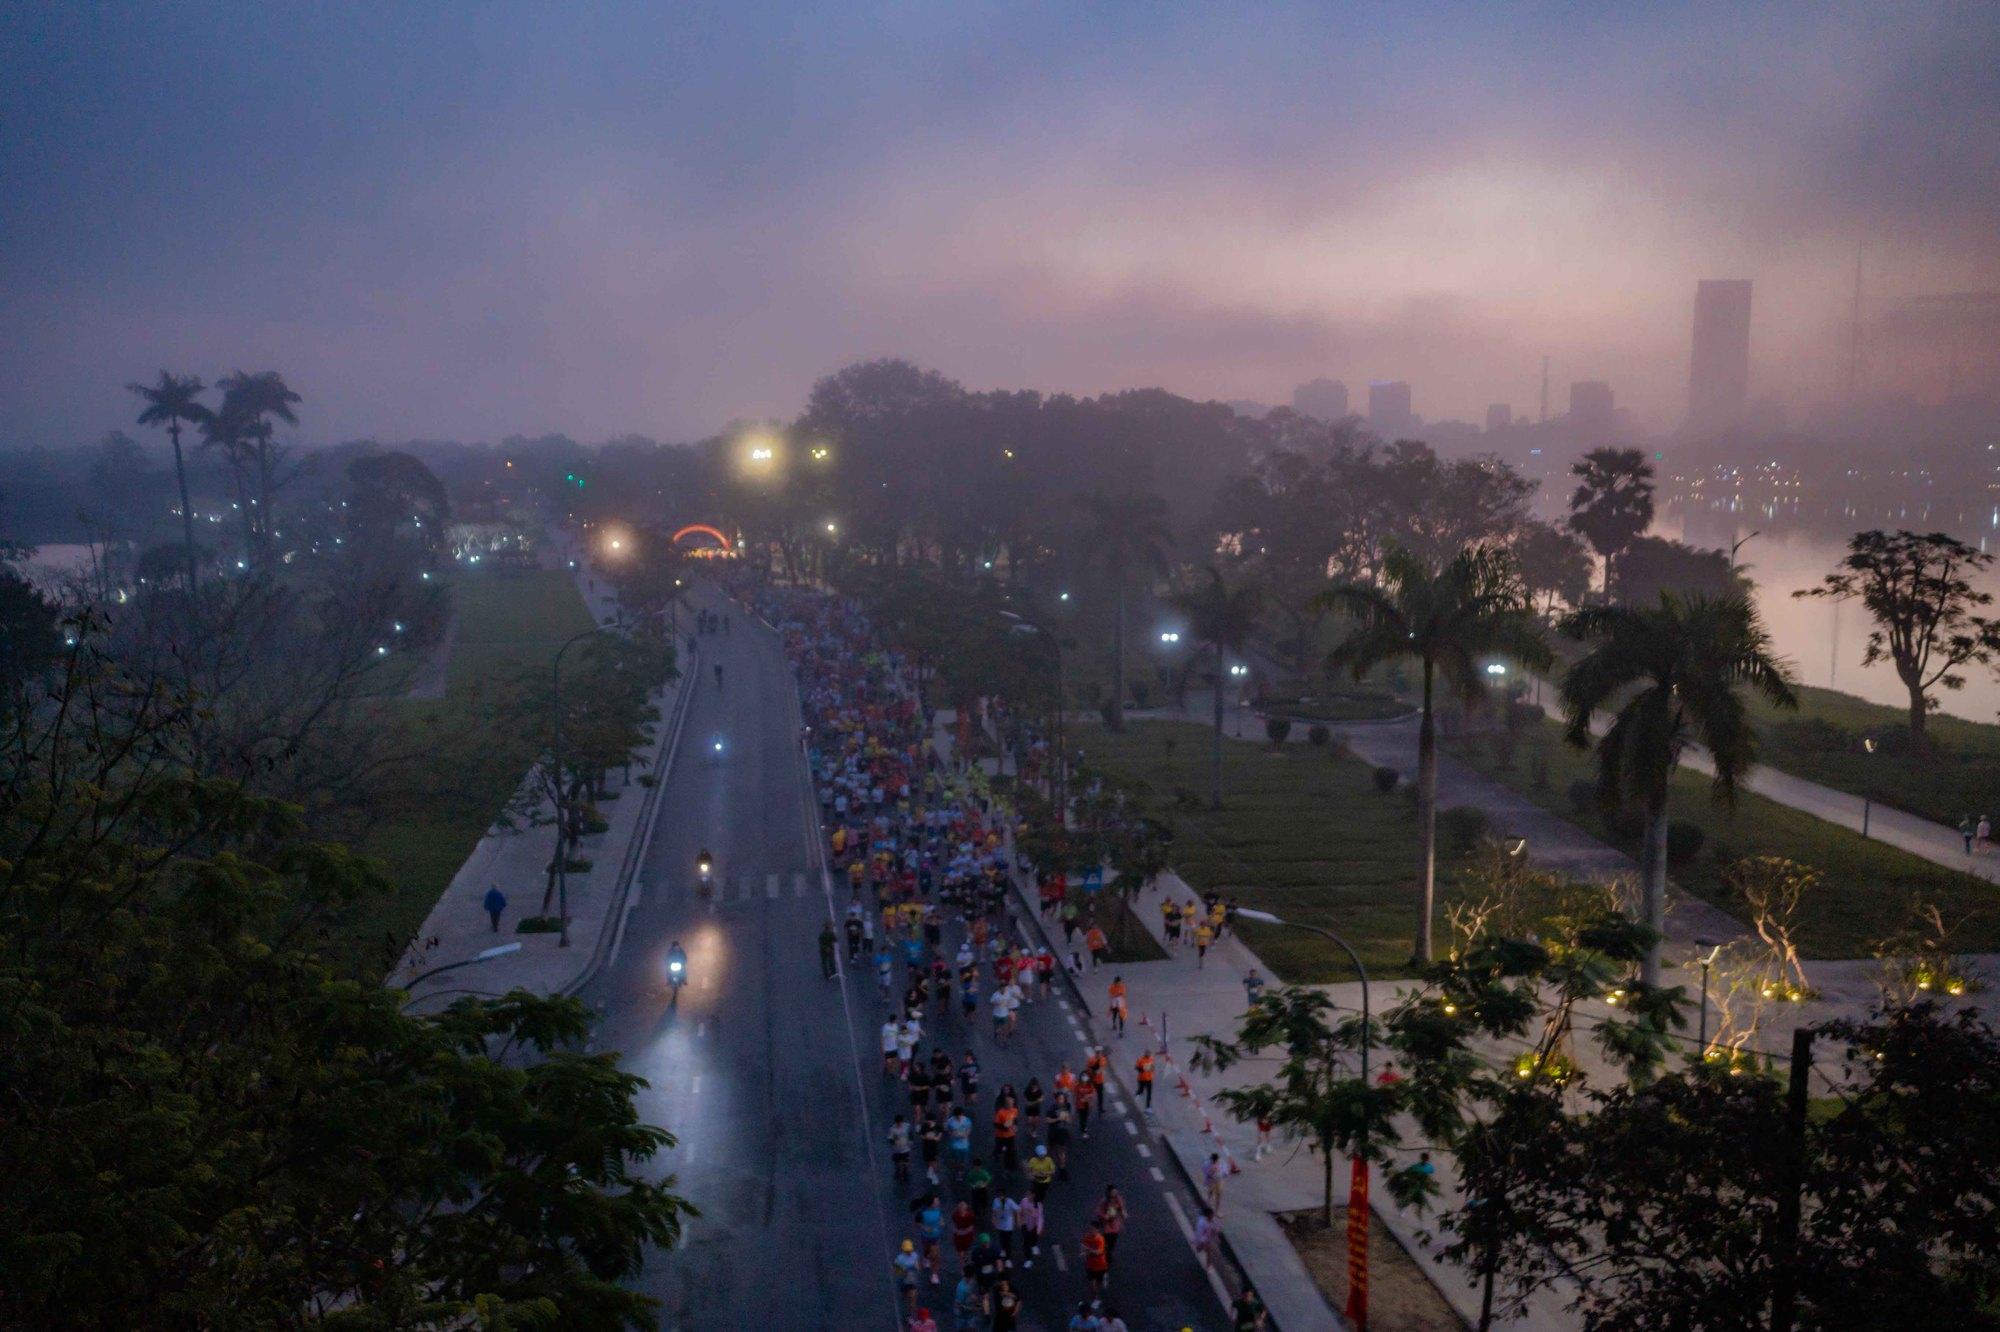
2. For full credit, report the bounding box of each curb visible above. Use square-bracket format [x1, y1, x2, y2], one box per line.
[561, 638, 701, 999]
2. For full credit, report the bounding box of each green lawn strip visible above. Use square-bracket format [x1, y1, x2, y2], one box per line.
[1441, 718, 2000, 958]
[1746, 683, 2000, 830]
[337, 567, 598, 969]
[1081, 721, 1562, 983]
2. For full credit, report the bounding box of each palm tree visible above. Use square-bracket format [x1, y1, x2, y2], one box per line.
[216, 370, 302, 570]
[127, 371, 212, 594]
[198, 408, 258, 568]
[1559, 593, 1796, 985]
[1317, 545, 1551, 965]
[1566, 447, 1655, 598]
[1078, 490, 1173, 730]
[1171, 566, 1262, 810]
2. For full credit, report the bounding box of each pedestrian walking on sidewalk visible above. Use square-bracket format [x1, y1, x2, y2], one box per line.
[1963, 815, 1978, 853]
[1202, 1152, 1227, 1212]
[483, 885, 507, 932]
[1242, 967, 1266, 1008]
[1192, 1206, 1221, 1270]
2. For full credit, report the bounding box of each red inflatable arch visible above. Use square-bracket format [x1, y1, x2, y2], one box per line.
[671, 524, 733, 552]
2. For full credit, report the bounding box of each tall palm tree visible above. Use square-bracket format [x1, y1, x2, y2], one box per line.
[127, 371, 212, 594]
[1078, 490, 1173, 731]
[1171, 566, 1262, 810]
[216, 370, 302, 571]
[1317, 545, 1551, 965]
[1559, 593, 1796, 984]
[198, 408, 259, 569]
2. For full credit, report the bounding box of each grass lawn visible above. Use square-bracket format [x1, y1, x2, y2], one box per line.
[1749, 683, 2000, 831]
[1442, 718, 2000, 958]
[1081, 721, 1549, 983]
[337, 566, 598, 970]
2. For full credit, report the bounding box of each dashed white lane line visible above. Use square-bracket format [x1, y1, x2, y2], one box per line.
[1149, 1166, 1166, 1182]
[691, 1075, 701, 1096]
[1051, 1245, 1068, 1273]
[696, 1021, 706, 1038]
[1124, 1120, 1138, 1136]
[1135, 1143, 1152, 1159]
[766, 873, 781, 899]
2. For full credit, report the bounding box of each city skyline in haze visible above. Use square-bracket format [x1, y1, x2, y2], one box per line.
[4, 2, 1997, 448]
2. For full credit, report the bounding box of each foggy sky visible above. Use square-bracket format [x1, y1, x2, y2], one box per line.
[4, 1, 1996, 447]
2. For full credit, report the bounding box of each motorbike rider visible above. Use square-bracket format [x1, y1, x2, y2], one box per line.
[666, 939, 688, 986]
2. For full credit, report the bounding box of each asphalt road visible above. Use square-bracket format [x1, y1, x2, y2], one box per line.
[582, 590, 1229, 1331]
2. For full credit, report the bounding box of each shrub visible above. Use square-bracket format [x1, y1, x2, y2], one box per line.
[1529, 748, 1550, 790]
[637, 773, 658, 787]
[1265, 717, 1292, 746]
[1307, 724, 1331, 747]
[1129, 680, 1151, 708]
[1666, 820, 1706, 865]
[1769, 716, 1854, 756]
[1098, 699, 1117, 726]
[1568, 778, 1596, 817]
[1440, 805, 1491, 855]
[1602, 806, 1646, 843]
[516, 916, 563, 934]
[1373, 765, 1400, 793]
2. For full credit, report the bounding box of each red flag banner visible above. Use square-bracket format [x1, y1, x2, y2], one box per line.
[1346, 1156, 1370, 1328]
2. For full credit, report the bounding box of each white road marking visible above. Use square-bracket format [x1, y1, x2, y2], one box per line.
[1149, 1166, 1166, 1182]
[1124, 1120, 1138, 1136]
[696, 1021, 706, 1038]
[1051, 1245, 1068, 1273]
[1136, 1143, 1151, 1158]
[691, 1075, 702, 1095]
[766, 873, 781, 899]
[795, 872, 810, 897]
[1163, 1190, 1193, 1237]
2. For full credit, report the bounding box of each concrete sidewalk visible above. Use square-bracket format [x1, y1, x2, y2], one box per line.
[394, 560, 700, 1014]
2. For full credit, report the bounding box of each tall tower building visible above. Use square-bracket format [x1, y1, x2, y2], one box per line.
[1291, 377, 1350, 422]
[1689, 279, 1752, 430]
[1569, 381, 1614, 435]
[1368, 381, 1414, 437]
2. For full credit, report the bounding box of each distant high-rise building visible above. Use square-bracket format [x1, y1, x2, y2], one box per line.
[1485, 403, 1512, 433]
[1689, 279, 1752, 430]
[1368, 381, 1414, 436]
[1292, 377, 1349, 422]
[1569, 381, 1614, 435]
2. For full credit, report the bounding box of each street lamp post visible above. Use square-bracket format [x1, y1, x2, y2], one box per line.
[1694, 938, 1723, 1052]
[1860, 735, 1877, 838]
[1234, 907, 1374, 1327]
[404, 941, 523, 990]
[550, 604, 671, 947]
[1005, 614, 1066, 816]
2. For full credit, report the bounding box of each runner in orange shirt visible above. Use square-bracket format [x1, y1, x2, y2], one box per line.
[1106, 976, 1128, 1037]
[1134, 1051, 1156, 1109]
[1084, 922, 1108, 971]
[992, 1101, 1020, 1172]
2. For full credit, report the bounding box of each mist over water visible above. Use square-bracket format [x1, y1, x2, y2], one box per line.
[1661, 508, 2000, 724]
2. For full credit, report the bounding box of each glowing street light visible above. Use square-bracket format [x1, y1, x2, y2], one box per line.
[1058, 592, 1070, 602]
[750, 447, 774, 461]
[1229, 663, 1249, 678]
[1159, 630, 1181, 645]
[1485, 662, 1507, 677]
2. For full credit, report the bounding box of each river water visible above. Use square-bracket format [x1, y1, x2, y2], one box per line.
[1662, 508, 2000, 724]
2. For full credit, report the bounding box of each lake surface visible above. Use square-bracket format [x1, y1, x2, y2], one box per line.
[1663, 508, 2000, 725]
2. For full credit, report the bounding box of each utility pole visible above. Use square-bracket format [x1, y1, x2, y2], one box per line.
[1539, 355, 1550, 424]
[1844, 243, 1864, 397]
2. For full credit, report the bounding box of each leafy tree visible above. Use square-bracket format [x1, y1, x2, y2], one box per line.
[1318, 546, 1550, 963]
[1559, 593, 1796, 984]
[1078, 490, 1173, 731]
[0, 637, 692, 1330]
[1190, 987, 1399, 1228]
[1515, 520, 1593, 620]
[0, 565, 61, 707]
[1796, 529, 2000, 750]
[1458, 1004, 2000, 1332]
[1566, 447, 1655, 596]
[1614, 535, 1740, 604]
[1169, 566, 1262, 810]
[346, 450, 451, 574]
[128, 370, 214, 594]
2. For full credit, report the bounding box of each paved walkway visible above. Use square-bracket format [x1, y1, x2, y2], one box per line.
[394, 558, 700, 1014]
